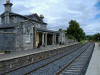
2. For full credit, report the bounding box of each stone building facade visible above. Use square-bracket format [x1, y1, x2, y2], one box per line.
[0, 0, 66, 51]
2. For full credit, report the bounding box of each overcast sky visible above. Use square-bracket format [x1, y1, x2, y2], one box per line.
[0, 0, 100, 35]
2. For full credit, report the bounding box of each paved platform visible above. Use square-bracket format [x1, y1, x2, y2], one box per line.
[0, 43, 78, 62]
[86, 43, 100, 75]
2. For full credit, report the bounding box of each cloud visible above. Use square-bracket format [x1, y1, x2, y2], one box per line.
[0, 0, 100, 35]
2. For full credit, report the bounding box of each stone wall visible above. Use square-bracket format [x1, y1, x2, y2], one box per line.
[0, 33, 16, 51]
[0, 43, 80, 74]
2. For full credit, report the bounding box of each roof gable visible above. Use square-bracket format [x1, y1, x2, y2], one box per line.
[25, 13, 43, 22]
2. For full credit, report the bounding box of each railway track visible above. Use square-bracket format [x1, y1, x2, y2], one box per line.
[1, 43, 94, 75]
[24, 44, 85, 75]
[24, 43, 94, 75]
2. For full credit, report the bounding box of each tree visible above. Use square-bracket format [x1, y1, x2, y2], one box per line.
[66, 20, 86, 42]
[86, 33, 100, 42]
[93, 33, 100, 41]
[58, 28, 63, 32]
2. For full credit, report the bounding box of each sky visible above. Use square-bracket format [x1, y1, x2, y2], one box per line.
[0, 0, 100, 35]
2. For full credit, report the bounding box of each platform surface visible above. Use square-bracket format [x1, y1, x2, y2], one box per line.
[0, 43, 78, 62]
[86, 43, 100, 75]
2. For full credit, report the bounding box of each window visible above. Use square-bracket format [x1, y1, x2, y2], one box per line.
[25, 35, 31, 43]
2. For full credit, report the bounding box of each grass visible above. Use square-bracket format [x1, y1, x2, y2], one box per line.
[80, 40, 88, 44]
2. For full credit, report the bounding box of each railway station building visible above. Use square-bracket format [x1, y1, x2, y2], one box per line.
[0, 0, 66, 51]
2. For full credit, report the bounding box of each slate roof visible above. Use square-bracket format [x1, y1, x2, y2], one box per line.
[25, 13, 43, 22]
[0, 12, 47, 25]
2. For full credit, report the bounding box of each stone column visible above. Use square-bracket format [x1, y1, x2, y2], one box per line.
[58, 35, 60, 44]
[33, 27, 36, 48]
[55, 34, 56, 45]
[52, 33, 55, 45]
[42, 33, 44, 46]
[45, 33, 47, 47]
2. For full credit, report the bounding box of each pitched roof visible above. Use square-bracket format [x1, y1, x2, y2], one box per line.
[0, 12, 47, 25]
[25, 13, 43, 22]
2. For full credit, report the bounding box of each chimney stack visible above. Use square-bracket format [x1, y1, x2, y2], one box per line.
[4, 0, 13, 12]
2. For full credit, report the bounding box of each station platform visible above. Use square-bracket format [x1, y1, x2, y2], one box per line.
[0, 43, 78, 62]
[86, 43, 100, 75]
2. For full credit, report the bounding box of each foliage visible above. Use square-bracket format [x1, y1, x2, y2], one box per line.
[80, 40, 87, 44]
[66, 20, 86, 42]
[58, 28, 63, 32]
[87, 33, 100, 42]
